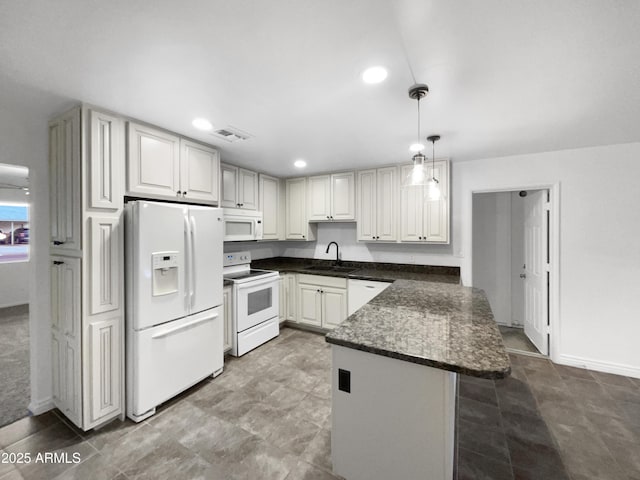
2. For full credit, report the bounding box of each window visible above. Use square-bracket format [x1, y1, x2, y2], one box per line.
[0, 204, 29, 263]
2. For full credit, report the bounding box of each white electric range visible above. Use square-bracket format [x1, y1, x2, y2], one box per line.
[223, 251, 280, 356]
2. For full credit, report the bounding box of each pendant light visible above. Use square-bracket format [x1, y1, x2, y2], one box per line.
[426, 135, 441, 201]
[404, 84, 429, 187]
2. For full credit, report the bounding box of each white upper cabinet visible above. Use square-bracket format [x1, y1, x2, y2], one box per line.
[308, 175, 331, 221]
[50, 108, 81, 251]
[259, 174, 281, 240]
[88, 109, 124, 211]
[308, 172, 355, 221]
[127, 122, 219, 204]
[285, 177, 315, 240]
[399, 160, 449, 243]
[356, 166, 397, 241]
[127, 123, 180, 199]
[180, 139, 220, 204]
[221, 163, 258, 210]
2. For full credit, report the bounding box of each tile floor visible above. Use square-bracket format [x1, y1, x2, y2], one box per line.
[498, 325, 539, 354]
[0, 327, 638, 480]
[0, 304, 30, 428]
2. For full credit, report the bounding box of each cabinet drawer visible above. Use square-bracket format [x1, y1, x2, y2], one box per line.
[297, 274, 347, 289]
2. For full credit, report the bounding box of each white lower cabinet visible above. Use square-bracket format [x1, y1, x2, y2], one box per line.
[278, 273, 297, 322]
[223, 286, 233, 353]
[297, 274, 347, 329]
[51, 256, 82, 427]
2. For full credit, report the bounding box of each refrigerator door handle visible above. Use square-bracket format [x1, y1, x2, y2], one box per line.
[150, 312, 219, 339]
[184, 214, 192, 311]
[189, 215, 197, 308]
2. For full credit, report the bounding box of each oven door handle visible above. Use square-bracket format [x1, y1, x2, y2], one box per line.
[235, 274, 280, 291]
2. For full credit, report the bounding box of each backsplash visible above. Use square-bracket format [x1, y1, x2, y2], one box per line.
[223, 223, 459, 266]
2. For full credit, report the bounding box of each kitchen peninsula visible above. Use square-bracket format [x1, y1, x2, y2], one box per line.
[325, 279, 510, 480]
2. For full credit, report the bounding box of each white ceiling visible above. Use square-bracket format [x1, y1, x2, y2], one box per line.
[1, 0, 639, 176]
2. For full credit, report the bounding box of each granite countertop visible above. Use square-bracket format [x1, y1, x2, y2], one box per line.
[252, 257, 461, 284]
[251, 257, 509, 378]
[326, 279, 511, 379]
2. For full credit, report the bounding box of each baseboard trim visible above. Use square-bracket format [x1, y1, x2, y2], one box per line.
[28, 397, 55, 416]
[556, 354, 640, 380]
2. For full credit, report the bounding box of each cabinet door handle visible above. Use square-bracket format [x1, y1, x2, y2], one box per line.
[183, 191, 187, 197]
[326, 216, 330, 219]
[177, 190, 182, 196]
[302, 235, 305, 238]
[53, 241, 65, 245]
[53, 260, 64, 265]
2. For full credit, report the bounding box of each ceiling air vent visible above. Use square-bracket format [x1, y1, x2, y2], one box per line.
[209, 126, 254, 143]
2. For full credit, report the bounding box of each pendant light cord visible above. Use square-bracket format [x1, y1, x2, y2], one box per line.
[417, 98, 421, 152]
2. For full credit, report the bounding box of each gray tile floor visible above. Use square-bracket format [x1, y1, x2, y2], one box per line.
[498, 325, 540, 354]
[0, 304, 30, 428]
[1, 327, 639, 480]
[458, 353, 640, 480]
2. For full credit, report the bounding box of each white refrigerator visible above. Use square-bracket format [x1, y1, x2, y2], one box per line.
[125, 200, 224, 422]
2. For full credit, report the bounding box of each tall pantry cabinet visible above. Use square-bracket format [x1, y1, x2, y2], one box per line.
[49, 106, 124, 430]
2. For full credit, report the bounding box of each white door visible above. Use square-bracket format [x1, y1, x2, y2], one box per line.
[376, 166, 397, 241]
[128, 201, 187, 330]
[308, 175, 331, 221]
[285, 177, 308, 239]
[238, 169, 258, 210]
[356, 170, 376, 241]
[188, 206, 223, 313]
[523, 190, 548, 355]
[130, 306, 222, 417]
[180, 140, 219, 204]
[298, 284, 322, 327]
[221, 164, 239, 208]
[321, 286, 348, 329]
[259, 174, 280, 239]
[127, 122, 180, 198]
[331, 172, 355, 220]
[400, 165, 424, 241]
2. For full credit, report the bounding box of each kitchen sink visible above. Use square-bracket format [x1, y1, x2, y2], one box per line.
[305, 265, 358, 274]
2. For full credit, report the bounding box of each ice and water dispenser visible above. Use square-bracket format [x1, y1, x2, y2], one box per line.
[152, 252, 179, 296]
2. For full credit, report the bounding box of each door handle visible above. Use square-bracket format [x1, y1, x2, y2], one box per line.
[520, 273, 527, 279]
[151, 313, 218, 339]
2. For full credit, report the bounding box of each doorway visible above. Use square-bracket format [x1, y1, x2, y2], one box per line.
[0, 162, 31, 427]
[472, 189, 550, 356]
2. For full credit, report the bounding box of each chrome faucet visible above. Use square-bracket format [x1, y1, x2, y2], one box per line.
[326, 241, 340, 265]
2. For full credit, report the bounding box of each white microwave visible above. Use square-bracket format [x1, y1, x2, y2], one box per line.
[223, 208, 263, 241]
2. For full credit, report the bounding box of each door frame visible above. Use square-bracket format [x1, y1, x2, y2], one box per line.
[470, 183, 560, 361]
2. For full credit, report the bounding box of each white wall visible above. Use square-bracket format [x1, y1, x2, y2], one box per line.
[453, 143, 640, 377]
[472, 192, 512, 326]
[224, 223, 456, 266]
[0, 75, 72, 414]
[0, 263, 29, 309]
[0, 186, 30, 308]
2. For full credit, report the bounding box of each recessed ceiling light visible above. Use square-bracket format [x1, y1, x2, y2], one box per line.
[409, 143, 425, 152]
[192, 117, 213, 131]
[294, 159, 307, 168]
[362, 66, 388, 84]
